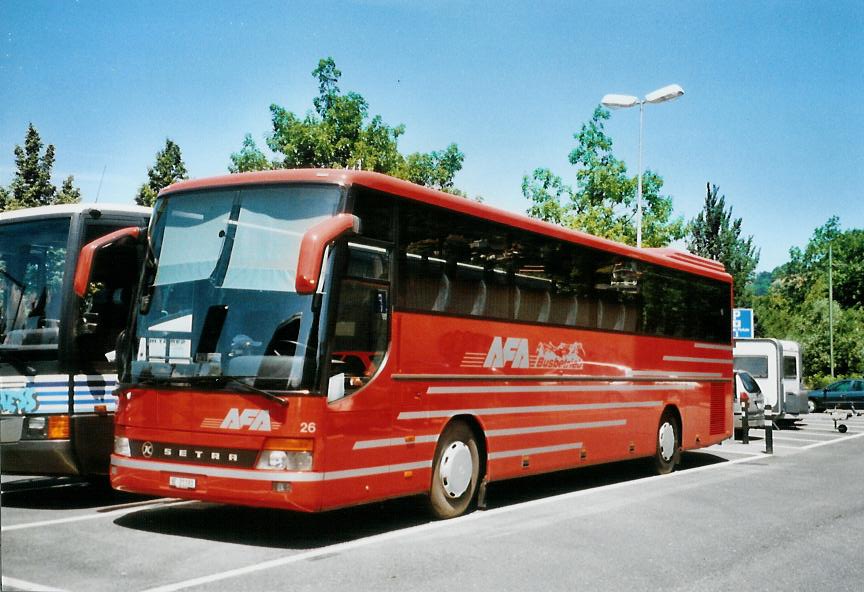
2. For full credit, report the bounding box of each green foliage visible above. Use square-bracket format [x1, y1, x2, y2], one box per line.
[135, 139, 188, 206]
[1, 123, 82, 211]
[686, 183, 760, 306]
[523, 106, 684, 246]
[399, 144, 465, 192]
[233, 57, 465, 194]
[229, 134, 273, 173]
[752, 217, 864, 383]
[55, 175, 82, 204]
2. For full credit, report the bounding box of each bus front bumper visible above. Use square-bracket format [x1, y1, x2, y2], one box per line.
[0, 437, 80, 475]
[110, 455, 323, 512]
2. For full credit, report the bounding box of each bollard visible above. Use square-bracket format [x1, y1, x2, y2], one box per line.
[741, 410, 749, 444]
[763, 405, 773, 454]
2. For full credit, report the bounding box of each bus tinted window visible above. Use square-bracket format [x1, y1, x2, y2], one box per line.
[396, 199, 730, 343]
[0, 217, 70, 346]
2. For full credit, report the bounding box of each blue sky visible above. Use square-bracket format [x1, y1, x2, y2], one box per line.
[1, 1, 861, 272]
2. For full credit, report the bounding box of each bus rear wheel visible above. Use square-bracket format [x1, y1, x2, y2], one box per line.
[428, 421, 480, 519]
[653, 410, 680, 475]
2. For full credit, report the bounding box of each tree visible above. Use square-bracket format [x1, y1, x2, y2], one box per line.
[233, 57, 465, 194]
[136, 139, 188, 206]
[686, 183, 760, 306]
[523, 106, 684, 246]
[229, 134, 273, 173]
[1, 123, 82, 211]
[55, 176, 82, 205]
[752, 217, 864, 384]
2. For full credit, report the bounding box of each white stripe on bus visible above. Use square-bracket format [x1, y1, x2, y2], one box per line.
[398, 401, 662, 420]
[352, 419, 627, 450]
[353, 434, 439, 450]
[110, 457, 432, 482]
[486, 419, 626, 437]
[694, 343, 734, 351]
[426, 384, 694, 395]
[488, 442, 582, 459]
[629, 370, 724, 378]
[662, 356, 733, 365]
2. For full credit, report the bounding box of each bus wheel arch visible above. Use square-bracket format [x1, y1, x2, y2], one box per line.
[428, 415, 486, 519]
[653, 405, 682, 475]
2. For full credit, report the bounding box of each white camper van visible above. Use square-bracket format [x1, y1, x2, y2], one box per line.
[733, 339, 808, 425]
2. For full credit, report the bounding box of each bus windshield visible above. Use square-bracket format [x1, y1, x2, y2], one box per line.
[0, 217, 70, 350]
[128, 184, 341, 392]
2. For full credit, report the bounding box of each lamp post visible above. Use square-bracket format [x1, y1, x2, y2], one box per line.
[601, 84, 684, 248]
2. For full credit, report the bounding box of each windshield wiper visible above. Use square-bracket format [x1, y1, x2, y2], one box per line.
[130, 374, 288, 407]
[213, 375, 289, 407]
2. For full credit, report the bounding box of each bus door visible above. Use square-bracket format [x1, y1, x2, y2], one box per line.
[66, 221, 147, 474]
[324, 238, 395, 502]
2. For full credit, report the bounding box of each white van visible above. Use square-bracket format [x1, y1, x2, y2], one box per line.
[733, 339, 808, 425]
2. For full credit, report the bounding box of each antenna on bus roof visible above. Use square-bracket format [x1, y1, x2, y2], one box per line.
[94, 164, 107, 204]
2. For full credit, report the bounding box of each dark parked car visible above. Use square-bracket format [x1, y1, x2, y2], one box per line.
[734, 370, 765, 434]
[808, 379, 864, 412]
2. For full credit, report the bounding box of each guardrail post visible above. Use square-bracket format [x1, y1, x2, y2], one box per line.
[763, 405, 773, 454]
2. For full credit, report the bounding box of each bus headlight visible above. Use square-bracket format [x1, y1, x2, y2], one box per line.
[114, 436, 132, 457]
[255, 438, 313, 471]
[23, 415, 70, 440]
[23, 416, 47, 439]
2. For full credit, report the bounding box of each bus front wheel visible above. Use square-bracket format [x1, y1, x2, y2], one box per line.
[653, 410, 680, 475]
[428, 421, 480, 519]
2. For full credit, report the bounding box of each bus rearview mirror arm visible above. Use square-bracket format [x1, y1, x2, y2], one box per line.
[295, 214, 361, 294]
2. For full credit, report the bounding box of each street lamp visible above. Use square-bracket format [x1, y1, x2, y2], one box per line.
[601, 84, 684, 248]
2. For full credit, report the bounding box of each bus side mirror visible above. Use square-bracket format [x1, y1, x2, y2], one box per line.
[295, 214, 360, 294]
[74, 226, 146, 336]
[74, 226, 145, 298]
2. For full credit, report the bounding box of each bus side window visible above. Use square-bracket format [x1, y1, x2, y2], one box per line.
[329, 242, 391, 395]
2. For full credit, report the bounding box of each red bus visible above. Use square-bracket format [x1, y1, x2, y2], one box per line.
[92, 169, 732, 518]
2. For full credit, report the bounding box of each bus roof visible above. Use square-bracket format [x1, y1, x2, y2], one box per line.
[0, 203, 151, 223]
[161, 169, 731, 282]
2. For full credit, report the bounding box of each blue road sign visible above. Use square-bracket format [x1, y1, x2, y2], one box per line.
[733, 308, 754, 339]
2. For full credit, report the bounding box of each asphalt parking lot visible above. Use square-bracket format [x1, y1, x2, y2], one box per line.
[3, 411, 864, 592]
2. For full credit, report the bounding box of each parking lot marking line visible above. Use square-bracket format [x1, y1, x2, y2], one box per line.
[1, 499, 195, 533]
[138, 432, 864, 592]
[141, 454, 764, 592]
[1, 575, 67, 592]
[770, 436, 838, 444]
[802, 431, 864, 450]
[705, 448, 762, 455]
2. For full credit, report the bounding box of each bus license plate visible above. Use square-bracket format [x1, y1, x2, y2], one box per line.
[169, 476, 196, 490]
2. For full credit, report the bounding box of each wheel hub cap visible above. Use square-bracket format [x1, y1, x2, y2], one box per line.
[439, 441, 472, 498]
[659, 422, 675, 462]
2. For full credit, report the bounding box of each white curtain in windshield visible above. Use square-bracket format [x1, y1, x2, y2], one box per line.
[154, 193, 234, 287]
[221, 187, 338, 292]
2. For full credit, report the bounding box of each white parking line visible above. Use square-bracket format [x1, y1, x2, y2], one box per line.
[770, 436, 836, 444]
[1, 575, 67, 592]
[707, 448, 762, 455]
[139, 454, 765, 592]
[1, 499, 192, 533]
[802, 432, 864, 449]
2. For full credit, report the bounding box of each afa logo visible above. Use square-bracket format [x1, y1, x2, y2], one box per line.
[483, 337, 530, 369]
[481, 336, 586, 370]
[0, 387, 38, 414]
[218, 408, 272, 431]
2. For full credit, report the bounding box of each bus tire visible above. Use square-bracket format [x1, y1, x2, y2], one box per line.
[428, 421, 480, 519]
[653, 410, 680, 475]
